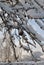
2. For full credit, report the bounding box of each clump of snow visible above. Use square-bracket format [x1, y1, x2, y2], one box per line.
[4, 13, 8, 17]
[0, 17, 3, 24]
[3, 41, 6, 47]
[0, 8, 2, 12]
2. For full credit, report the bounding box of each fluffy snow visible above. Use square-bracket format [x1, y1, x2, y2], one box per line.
[28, 19, 44, 38]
